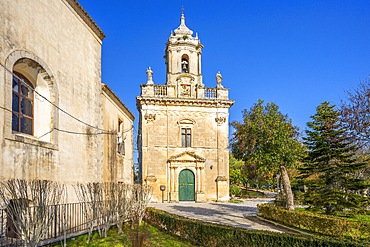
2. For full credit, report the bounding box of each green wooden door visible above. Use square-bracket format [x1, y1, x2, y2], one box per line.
[179, 169, 195, 201]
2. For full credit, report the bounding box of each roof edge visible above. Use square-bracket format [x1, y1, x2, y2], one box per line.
[65, 0, 105, 40]
[102, 83, 135, 121]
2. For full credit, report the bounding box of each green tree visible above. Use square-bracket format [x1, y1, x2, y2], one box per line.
[231, 99, 304, 210]
[229, 153, 247, 186]
[301, 101, 369, 214]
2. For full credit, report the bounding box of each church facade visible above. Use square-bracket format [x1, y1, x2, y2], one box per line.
[0, 0, 134, 199]
[137, 12, 234, 202]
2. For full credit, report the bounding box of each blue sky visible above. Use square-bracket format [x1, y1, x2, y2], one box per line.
[79, 1, 370, 135]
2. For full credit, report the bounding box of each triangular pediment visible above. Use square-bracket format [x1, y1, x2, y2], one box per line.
[168, 151, 206, 163]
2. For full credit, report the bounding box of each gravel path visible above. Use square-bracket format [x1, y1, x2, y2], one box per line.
[148, 199, 291, 233]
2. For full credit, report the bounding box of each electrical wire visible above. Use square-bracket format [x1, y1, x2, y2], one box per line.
[0, 100, 134, 137]
[1, 62, 111, 132]
[0, 105, 12, 113]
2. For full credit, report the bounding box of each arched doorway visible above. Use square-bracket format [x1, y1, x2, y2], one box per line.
[179, 169, 195, 201]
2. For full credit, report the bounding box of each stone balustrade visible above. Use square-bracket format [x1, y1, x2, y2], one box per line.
[140, 83, 229, 100]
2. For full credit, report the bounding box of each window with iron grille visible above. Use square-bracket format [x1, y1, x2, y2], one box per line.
[12, 72, 34, 135]
[181, 128, 191, 147]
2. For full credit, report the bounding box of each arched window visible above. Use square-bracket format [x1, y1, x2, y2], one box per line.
[12, 72, 34, 135]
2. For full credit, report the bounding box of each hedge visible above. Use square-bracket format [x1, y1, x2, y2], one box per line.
[258, 204, 370, 242]
[145, 207, 366, 247]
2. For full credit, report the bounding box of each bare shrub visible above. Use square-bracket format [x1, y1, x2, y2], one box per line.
[74, 182, 152, 242]
[116, 183, 133, 233]
[73, 182, 104, 242]
[0, 179, 65, 247]
[128, 184, 152, 226]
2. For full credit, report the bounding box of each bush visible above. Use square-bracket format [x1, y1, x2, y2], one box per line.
[229, 184, 241, 197]
[145, 207, 366, 247]
[258, 204, 370, 242]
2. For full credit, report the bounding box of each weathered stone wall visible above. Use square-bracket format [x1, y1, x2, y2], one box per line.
[0, 0, 103, 190]
[102, 85, 134, 184]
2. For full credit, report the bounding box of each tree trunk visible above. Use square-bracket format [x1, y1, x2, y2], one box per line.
[280, 165, 294, 210]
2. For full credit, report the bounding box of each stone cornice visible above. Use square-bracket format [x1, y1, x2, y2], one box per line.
[102, 84, 135, 120]
[64, 0, 105, 40]
[136, 96, 234, 109]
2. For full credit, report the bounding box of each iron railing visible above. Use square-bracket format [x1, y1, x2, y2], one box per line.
[0, 202, 102, 247]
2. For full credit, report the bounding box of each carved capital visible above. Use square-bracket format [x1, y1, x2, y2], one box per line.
[215, 116, 226, 125]
[144, 113, 156, 122]
[215, 176, 227, 182]
[145, 175, 157, 182]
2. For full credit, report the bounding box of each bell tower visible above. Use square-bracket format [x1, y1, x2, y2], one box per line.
[165, 9, 204, 88]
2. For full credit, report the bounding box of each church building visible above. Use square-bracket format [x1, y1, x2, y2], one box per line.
[0, 0, 135, 200]
[137, 12, 234, 202]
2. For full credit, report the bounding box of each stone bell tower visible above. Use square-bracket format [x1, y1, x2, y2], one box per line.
[165, 10, 204, 88]
[137, 10, 234, 203]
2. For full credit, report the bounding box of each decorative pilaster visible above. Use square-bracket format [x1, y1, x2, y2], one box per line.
[215, 175, 229, 202]
[195, 167, 205, 202]
[170, 166, 179, 202]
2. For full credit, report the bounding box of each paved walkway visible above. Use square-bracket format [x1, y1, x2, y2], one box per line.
[148, 199, 291, 233]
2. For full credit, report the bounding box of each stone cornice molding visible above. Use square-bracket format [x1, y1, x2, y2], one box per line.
[136, 96, 234, 109]
[64, 0, 105, 40]
[102, 84, 135, 120]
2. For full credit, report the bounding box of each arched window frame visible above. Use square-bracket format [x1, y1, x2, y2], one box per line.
[12, 72, 34, 135]
[4, 50, 59, 147]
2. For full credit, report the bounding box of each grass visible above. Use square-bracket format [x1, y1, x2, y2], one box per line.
[229, 199, 244, 203]
[338, 213, 370, 223]
[51, 223, 194, 247]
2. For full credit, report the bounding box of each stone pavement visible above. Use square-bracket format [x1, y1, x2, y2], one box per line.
[148, 199, 291, 233]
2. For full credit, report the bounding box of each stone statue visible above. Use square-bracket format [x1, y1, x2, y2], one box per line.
[216, 71, 223, 88]
[146, 67, 154, 84]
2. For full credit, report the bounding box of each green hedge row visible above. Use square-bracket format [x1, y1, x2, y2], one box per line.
[258, 204, 370, 241]
[145, 207, 366, 247]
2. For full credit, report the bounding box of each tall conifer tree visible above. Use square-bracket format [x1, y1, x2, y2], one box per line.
[301, 101, 368, 214]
